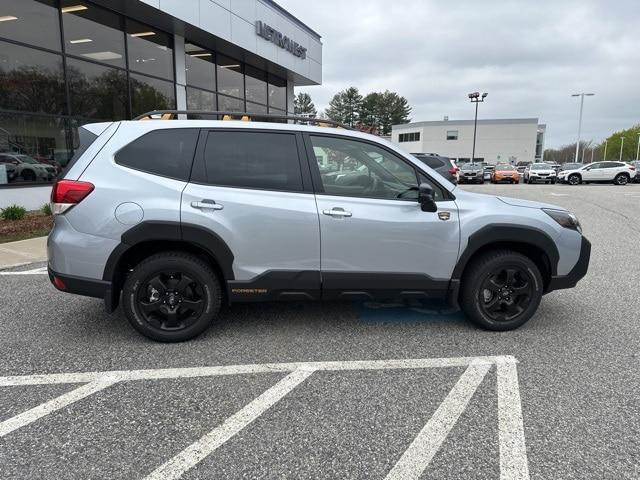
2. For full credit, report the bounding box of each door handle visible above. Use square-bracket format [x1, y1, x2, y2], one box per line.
[191, 200, 223, 211]
[322, 208, 352, 218]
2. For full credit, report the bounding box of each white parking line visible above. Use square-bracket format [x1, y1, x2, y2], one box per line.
[144, 369, 315, 480]
[384, 361, 491, 480]
[0, 266, 48, 275]
[0, 355, 529, 479]
[0, 377, 117, 437]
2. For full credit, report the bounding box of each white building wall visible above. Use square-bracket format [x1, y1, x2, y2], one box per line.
[139, 0, 322, 85]
[393, 120, 542, 165]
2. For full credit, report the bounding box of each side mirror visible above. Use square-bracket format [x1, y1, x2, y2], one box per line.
[418, 183, 437, 212]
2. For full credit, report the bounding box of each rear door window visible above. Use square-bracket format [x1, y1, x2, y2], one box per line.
[115, 128, 199, 181]
[200, 131, 303, 192]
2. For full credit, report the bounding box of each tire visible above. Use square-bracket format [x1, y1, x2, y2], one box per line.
[21, 169, 36, 182]
[614, 173, 629, 185]
[568, 174, 581, 185]
[122, 251, 222, 342]
[460, 250, 543, 331]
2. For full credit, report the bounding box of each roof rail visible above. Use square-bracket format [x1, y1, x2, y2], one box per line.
[134, 110, 352, 130]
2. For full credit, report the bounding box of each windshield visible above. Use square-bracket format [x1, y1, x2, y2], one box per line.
[462, 163, 481, 170]
[495, 165, 515, 171]
[531, 164, 550, 170]
[15, 155, 39, 164]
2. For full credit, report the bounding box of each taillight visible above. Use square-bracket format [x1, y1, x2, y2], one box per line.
[448, 167, 458, 175]
[50, 179, 94, 214]
[630, 166, 636, 171]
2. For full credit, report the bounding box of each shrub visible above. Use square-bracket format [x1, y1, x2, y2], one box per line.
[41, 203, 53, 216]
[1, 204, 27, 221]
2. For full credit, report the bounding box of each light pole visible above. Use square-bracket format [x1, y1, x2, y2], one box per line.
[619, 137, 624, 161]
[603, 140, 607, 161]
[591, 146, 594, 163]
[571, 93, 595, 163]
[468, 92, 487, 162]
[636, 134, 640, 161]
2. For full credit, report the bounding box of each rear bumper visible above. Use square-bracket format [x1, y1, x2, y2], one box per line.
[48, 266, 112, 301]
[547, 236, 591, 291]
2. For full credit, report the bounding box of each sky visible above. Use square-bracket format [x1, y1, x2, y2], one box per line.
[276, 0, 639, 148]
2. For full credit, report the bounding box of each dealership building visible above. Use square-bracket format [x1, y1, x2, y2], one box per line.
[0, 0, 322, 207]
[392, 118, 546, 165]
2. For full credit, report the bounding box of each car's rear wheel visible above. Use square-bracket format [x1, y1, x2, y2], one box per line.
[568, 174, 581, 185]
[122, 251, 222, 342]
[21, 170, 36, 181]
[614, 173, 629, 185]
[460, 250, 543, 331]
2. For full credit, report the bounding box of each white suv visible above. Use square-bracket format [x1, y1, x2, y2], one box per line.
[558, 161, 636, 185]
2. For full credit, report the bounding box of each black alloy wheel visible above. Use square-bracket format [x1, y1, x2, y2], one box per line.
[614, 173, 629, 186]
[137, 271, 205, 331]
[460, 250, 543, 331]
[123, 252, 221, 342]
[478, 266, 534, 322]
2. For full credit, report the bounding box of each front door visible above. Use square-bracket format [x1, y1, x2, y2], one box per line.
[182, 129, 321, 301]
[305, 134, 460, 300]
[582, 162, 605, 181]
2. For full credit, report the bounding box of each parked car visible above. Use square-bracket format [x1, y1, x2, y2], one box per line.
[491, 164, 520, 184]
[524, 163, 557, 184]
[0, 153, 56, 182]
[516, 161, 531, 174]
[557, 161, 637, 185]
[560, 162, 583, 172]
[630, 161, 640, 183]
[412, 153, 459, 184]
[458, 162, 484, 184]
[48, 113, 590, 341]
[483, 164, 495, 181]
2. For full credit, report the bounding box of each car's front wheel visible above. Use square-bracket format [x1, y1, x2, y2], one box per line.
[122, 251, 222, 342]
[460, 250, 543, 331]
[568, 174, 581, 185]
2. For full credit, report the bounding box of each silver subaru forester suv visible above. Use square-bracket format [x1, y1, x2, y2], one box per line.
[48, 112, 590, 342]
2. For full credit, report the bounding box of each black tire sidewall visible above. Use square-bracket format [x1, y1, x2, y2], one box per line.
[123, 254, 221, 342]
[615, 174, 628, 185]
[461, 252, 543, 331]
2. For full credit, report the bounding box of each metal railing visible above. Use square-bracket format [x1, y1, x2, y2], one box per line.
[133, 110, 352, 130]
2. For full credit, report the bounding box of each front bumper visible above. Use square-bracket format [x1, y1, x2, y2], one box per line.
[546, 236, 591, 291]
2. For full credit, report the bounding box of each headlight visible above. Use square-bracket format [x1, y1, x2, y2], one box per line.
[543, 208, 582, 233]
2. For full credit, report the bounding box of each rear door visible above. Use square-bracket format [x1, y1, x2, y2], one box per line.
[182, 129, 321, 301]
[305, 133, 459, 300]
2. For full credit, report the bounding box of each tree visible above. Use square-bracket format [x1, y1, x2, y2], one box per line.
[358, 90, 411, 135]
[293, 92, 317, 117]
[600, 125, 640, 161]
[325, 87, 363, 127]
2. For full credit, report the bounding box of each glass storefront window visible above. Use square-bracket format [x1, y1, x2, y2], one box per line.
[126, 20, 173, 80]
[62, 1, 125, 68]
[186, 87, 216, 112]
[217, 55, 243, 98]
[245, 65, 267, 106]
[0, 112, 71, 185]
[0, 41, 66, 115]
[268, 74, 286, 111]
[130, 72, 176, 117]
[0, 0, 61, 51]
[218, 94, 243, 113]
[66, 58, 128, 120]
[185, 43, 215, 92]
[246, 102, 268, 115]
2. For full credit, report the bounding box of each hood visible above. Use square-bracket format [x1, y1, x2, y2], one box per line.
[497, 196, 565, 211]
[530, 168, 556, 173]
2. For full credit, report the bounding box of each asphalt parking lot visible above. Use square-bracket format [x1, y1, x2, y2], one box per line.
[1, 183, 639, 479]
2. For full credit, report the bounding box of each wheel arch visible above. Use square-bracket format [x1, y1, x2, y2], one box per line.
[451, 224, 558, 292]
[103, 221, 234, 312]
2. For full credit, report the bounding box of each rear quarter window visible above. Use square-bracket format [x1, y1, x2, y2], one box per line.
[115, 128, 199, 181]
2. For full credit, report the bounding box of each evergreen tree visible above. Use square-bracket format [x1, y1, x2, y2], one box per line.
[325, 87, 363, 127]
[293, 92, 317, 117]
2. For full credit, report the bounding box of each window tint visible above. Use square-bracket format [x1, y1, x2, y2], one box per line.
[202, 131, 302, 191]
[126, 20, 173, 80]
[0, 0, 61, 51]
[311, 135, 419, 200]
[421, 156, 445, 169]
[185, 43, 215, 91]
[603, 162, 621, 168]
[115, 129, 198, 181]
